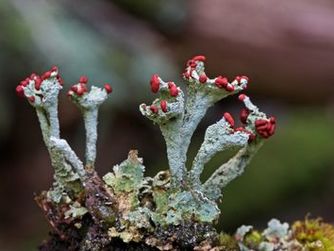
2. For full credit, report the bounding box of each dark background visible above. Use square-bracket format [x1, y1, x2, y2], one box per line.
[1, 0, 334, 250]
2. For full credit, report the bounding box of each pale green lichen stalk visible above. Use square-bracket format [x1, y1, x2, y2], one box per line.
[139, 76, 185, 187]
[68, 79, 111, 168]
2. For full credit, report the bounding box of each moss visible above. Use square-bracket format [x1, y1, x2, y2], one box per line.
[243, 230, 262, 249]
[292, 218, 334, 251]
[218, 233, 239, 251]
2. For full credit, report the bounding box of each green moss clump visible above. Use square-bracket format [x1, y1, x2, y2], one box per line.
[243, 230, 262, 249]
[218, 233, 239, 251]
[292, 218, 334, 251]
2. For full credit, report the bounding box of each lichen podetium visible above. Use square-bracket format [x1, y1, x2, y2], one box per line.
[17, 56, 276, 250]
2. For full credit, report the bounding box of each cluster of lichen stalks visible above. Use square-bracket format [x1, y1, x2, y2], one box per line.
[16, 56, 280, 250]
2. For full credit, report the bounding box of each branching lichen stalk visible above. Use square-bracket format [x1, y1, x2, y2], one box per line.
[50, 137, 86, 180]
[45, 100, 60, 139]
[35, 108, 51, 148]
[140, 77, 187, 187]
[190, 118, 250, 189]
[178, 65, 247, 173]
[179, 91, 210, 171]
[160, 120, 187, 187]
[203, 140, 264, 201]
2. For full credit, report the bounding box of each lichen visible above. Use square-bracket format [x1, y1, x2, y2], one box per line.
[218, 233, 240, 251]
[16, 56, 277, 250]
[139, 55, 276, 224]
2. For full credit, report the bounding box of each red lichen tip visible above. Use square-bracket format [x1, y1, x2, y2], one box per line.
[215, 76, 228, 88]
[79, 76, 88, 84]
[34, 77, 42, 90]
[104, 83, 112, 94]
[16, 85, 25, 98]
[183, 71, 191, 80]
[150, 74, 160, 93]
[70, 83, 87, 96]
[270, 116, 276, 124]
[255, 118, 276, 139]
[223, 112, 235, 128]
[57, 75, 64, 85]
[239, 108, 249, 124]
[168, 82, 179, 97]
[71, 85, 78, 92]
[41, 71, 52, 80]
[225, 84, 235, 92]
[169, 87, 179, 97]
[240, 75, 249, 82]
[150, 105, 158, 114]
[235, 76, 241, 82]
[255, 119, 267, 127]
[186, 59, 197, 68]
[248, 133, 257, 143]
[160, 100, 168, 113]
[77, 85, 87, 96]
[51, 66, 58, 72]
[192, 55, 206, 62]
[238, 94, 248, 101]
[20, 79, 29, 87]
[28, 96, 35, 103]
[168, 82, 175, 88]
[30, 73, 37, 79]
[199, 73, 208, 84]
[269, 122, 276, 136]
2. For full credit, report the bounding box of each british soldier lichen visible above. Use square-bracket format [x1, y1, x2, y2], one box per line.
[16, 56, 277, 250]
[140, 56, 276, 224]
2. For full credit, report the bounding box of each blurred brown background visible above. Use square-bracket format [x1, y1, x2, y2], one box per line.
[1, 0, 334, 250]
